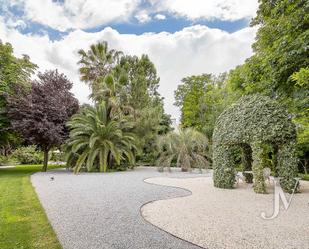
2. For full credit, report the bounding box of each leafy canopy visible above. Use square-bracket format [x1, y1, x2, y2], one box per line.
[66, 102, 137, 173]
[157, 128, 209, 172]
[0, 40, 37, 152]
[8, 70, 79, 171]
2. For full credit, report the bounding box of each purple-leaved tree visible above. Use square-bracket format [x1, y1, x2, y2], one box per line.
[8, 70, 79, 171]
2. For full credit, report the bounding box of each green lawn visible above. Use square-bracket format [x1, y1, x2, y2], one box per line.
[0, 165, 62, 249]
[300, 173, 309, 181]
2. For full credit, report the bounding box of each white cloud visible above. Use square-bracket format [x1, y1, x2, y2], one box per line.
[135, 11, 152, 23]
[3, 0, 141, 32]
[154, 14, 166, 20]
[150, 0, 258, 21]
[1, 0, 258, 32]
[0, 18, 257, 121]
[6, 19, 27, 29]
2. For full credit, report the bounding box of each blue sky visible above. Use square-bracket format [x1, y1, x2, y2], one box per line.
[0, 0, 254, 40]
[2, 12, 250, 41]
[0, 0, 258, 120]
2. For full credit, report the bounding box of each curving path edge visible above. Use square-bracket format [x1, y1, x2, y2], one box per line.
[141, 177, 309, 249]
[31, 167, 210, 249]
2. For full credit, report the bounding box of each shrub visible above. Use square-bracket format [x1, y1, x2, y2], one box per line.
[50, 150, 64, 162]
[0, 155, 15, 166]
[11, 146, 44, 165]
[156, 128, 209, 172]
[213, 95, 298, 193]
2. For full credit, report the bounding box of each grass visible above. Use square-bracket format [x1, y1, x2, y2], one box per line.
[300, 173, 309, 181]
[0, 165, 63, 249]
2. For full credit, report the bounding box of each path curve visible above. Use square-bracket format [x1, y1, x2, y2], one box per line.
[141, 177, 309, 249]
[31, 167, 209, 249]
[141, 177, 206, 249]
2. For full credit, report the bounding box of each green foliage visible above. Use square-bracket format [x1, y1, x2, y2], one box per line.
[214, 95, 296, 146]
[11, 146, 44, 165]
[291, 67, 309, 87]
[0, 155, 12, 166]
[251, 0, 309, 92]
[226, 0, 309, 170]
[0, 40, 37, 153]
[213, 95, 298, 193]
[77, 42, 172, 165]
[277, 142, 299, 193]
[0, 165, 62, 249]
[7, 70, 79, 171]
[291, 68, 309, 167]
[175, 74, 210, 128]
[50, 150, 64, 162]
[213, 144, 236, 188]
[117, 54, 161, 110]
[65, 102, 137, 173]
[300, 174, 309, 181]
[78, 41, 123, 97]
[174, 73, 231, 139]
[251, 143, 267, 193]
[156, 128, 209, 172]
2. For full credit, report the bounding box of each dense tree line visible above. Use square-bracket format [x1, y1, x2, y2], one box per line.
[175, 0, 308, 172]
[1, 0, 307, 173]
[0, 41, 37, 155]
[0, 40, 79, 171]
[0, 40, 172, 171]
[67, 41, 172, 172]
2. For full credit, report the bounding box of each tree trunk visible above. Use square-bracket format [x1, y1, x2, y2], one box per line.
[108, 152, 114, 169]
[304, 159, 308, 175]
[42, 148, 49, 172]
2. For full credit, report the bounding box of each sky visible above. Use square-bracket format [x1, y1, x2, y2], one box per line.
[0, 0, 259, 122]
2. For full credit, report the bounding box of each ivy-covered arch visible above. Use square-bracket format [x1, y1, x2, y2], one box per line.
[212, 95, 298, 193]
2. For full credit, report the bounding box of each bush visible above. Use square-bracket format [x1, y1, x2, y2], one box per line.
[0, 155, 15, 166]
[11, 146, 44, 165]
[50, 150, 64, 162]
[213, 95, 298, 193]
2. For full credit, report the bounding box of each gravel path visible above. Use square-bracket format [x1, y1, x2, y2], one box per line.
[142, 177, 309, 249]
[31, 167, 209, 249]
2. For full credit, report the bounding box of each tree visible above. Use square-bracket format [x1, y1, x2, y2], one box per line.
[0, 40, 37, 154]
[116, 54, 171, 162]
[65, 102, 137, 173]
[78, 41, 123, 99]
[174, 74, 230, 139]
[175, 74, 210, 129]
[8, 70, 79, 171]
[77, 42, 172, 165]
[117, 54, 161, 110]
[156, 128, 209, 172]
[291, 68, 309, 173]
[227, 0, 309, 171]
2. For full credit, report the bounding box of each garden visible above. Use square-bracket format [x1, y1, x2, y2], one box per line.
[0, 0, 308, 249]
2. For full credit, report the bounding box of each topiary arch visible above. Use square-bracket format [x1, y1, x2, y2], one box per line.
[212, 95, 298, 193]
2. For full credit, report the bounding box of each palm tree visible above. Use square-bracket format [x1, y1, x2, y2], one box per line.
[89, 71, 133, 118]
[78, 41, 123, 95]
[156, 128, 209, 172]
[65, 102, 137, 173]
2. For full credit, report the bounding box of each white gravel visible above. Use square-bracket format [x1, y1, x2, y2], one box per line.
[142, 177, 309, 249]
[31, 167, 209, 249]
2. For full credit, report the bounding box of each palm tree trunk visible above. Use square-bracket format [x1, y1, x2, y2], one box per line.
[108, 152, 114, 169]
[99, 150, 108, 172]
